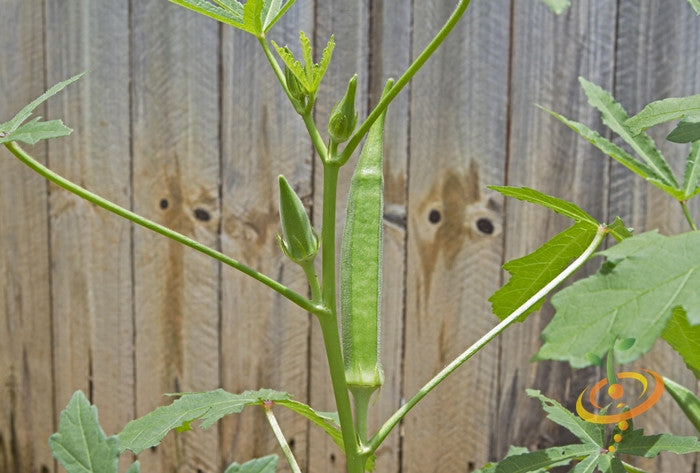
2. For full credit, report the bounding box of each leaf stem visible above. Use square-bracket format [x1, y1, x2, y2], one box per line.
[3, 141, 325, 316]
[337, 0, 473, 165]
[680, 200, 697, 231]
[367, 225, 607, 453]
[263, 402, 303, 473]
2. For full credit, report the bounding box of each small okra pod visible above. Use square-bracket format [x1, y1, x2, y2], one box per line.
[277, 175, 319, 265]
[341, 79, 394, 394]
[328, 75, 358, 144]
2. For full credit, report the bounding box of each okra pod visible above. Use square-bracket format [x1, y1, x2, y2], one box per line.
[341, 80, 394, 393]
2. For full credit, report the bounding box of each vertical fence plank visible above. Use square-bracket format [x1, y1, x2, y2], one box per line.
[309, 2, 370, 472]
[218, 5, 314, 472]
[363, 1, 413, 472]
[401, 1, 510, 471]
[612, 1, 700, 471]
[44, 1, 134, 447]
[0, 2, 54, 472]
[497, 0, 616, 459]
[131, 1, 221, 471]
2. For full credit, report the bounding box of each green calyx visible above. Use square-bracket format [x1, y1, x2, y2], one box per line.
[277, 175, 319, 265]
[328, 74, 358, 144]
[284, 64, 307, 103]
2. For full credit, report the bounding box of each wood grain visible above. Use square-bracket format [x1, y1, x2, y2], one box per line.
[0, 2, 55, 472]
[401, 1, 510, 471]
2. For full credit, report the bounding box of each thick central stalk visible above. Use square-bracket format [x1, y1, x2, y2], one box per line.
[319, 162, 365, 473]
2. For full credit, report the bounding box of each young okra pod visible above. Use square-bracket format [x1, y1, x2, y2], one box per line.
[277, 175, 319, 265]
[341, 80, 394, 394]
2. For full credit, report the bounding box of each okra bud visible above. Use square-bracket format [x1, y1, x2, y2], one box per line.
[284, 65, 307, 102]
[277, 175, 319, 265]
[341, 80, 393, 393]
[328, 75, 358, 143]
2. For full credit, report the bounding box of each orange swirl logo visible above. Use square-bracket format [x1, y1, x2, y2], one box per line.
[576, 369, 664, 424]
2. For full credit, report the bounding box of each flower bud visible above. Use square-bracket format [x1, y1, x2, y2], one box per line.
[328, 74, 358, 143]
[277, 175, 319, 264]
[284, 65, 307, 102]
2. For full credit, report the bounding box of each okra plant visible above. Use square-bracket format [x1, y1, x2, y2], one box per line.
[1, 0, 700, 472]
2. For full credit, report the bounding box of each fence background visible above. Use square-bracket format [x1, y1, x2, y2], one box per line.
[1, 0, 699, 472]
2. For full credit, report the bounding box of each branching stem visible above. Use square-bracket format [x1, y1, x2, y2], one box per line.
[3, 141, 325, 317]
[680, 201, 697, 231]
[263, 402, 303, 473]
[367, 225, 608, 453]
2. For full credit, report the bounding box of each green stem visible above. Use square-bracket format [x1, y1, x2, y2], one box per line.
[368, 225, 607, 453]
[301, 110, 329, 163]
[680, 201, 697, 231]
[4, 141, 324, 317]
[317, 162, 366, 473]
[350, 386, 375, 445]
[337, 0, 472, 165]
[301, 260, 322, 304]
[263, 402, 303, 473]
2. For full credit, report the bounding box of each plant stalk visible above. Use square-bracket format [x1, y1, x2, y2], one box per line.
[680, 201, 697, 231]
[368, 225, 607, 453]
[3, 141, 324, 317]
[263, 402, 303, 473]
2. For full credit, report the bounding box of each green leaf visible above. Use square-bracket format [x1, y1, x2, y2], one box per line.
[118, 388, 290, 454]
[125, 462, 140, 473]
[687, 0, 700, 15]
[571, 453, 601, 473]
[490, 222, 599, 322]
[476, 444, 598, 473]
[607, 217, 633, 242]
[662, 307, 700, 378]
[682, 141, 700, 199]
[488, 186, 598, 226]
[616, 427, 700, 457]
[662, 376, 700, 433]
[579, 77, 679, 190]
[0, 118, 73, 145]
[0, 72, 84, 135]
[625, 94, 700, 135]
[540, 0, 571, 14]
[535, 231, 700, 367]
[169, 0, 294, 36]
[668, 116, 700, 143]
[275, 400, 343, 450]
[224, 454, 279, 473]
[538, 105, 681, 197]
[49, 391, 119, 473]
[526, 389, 604, 447]
[273, 32, 334, 95]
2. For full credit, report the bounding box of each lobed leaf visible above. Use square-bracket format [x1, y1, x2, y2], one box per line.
[526, 389, 604, 447]
[273, 32, 334, 95]
[224, 454, 279, 473]
[0, 118, 72, 145]
[170, 0, 294, 36]
[488, 186, 598, 225]
[661, 307, 700, 378]
[276, 400, 344, 450]
[475, 444, 598, 473]
[118, 388, 290, 454]
[616, 428, 700, 457]
[490, 222, 599, 322]
[662, 376, 700, 433]
[625, 94, 700, 135]
[168, 0, 244, 27]
[536, 231, 700, 367]
[49, 391, 120, 473]
[579, 77, 679, 190]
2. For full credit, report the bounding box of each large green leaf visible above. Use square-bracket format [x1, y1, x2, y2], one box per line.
[118, 389, 290, 454]
[662, 307, 700, 377]
[490, 222, 598, 322]
[475, 444, 598, 473]
[224, 455, 278, 473]
[169, 0, 294, 36]
[616, 428, 700, 457]
[667, 116, 700, 143]
[625, 94, 700, 135]
[579, 78, 679, 190]
[49, 391, 120, 473]
[535, 231, 700, 367]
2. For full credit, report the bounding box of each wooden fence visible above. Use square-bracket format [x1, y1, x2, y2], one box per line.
[1, 0, 698, 472]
